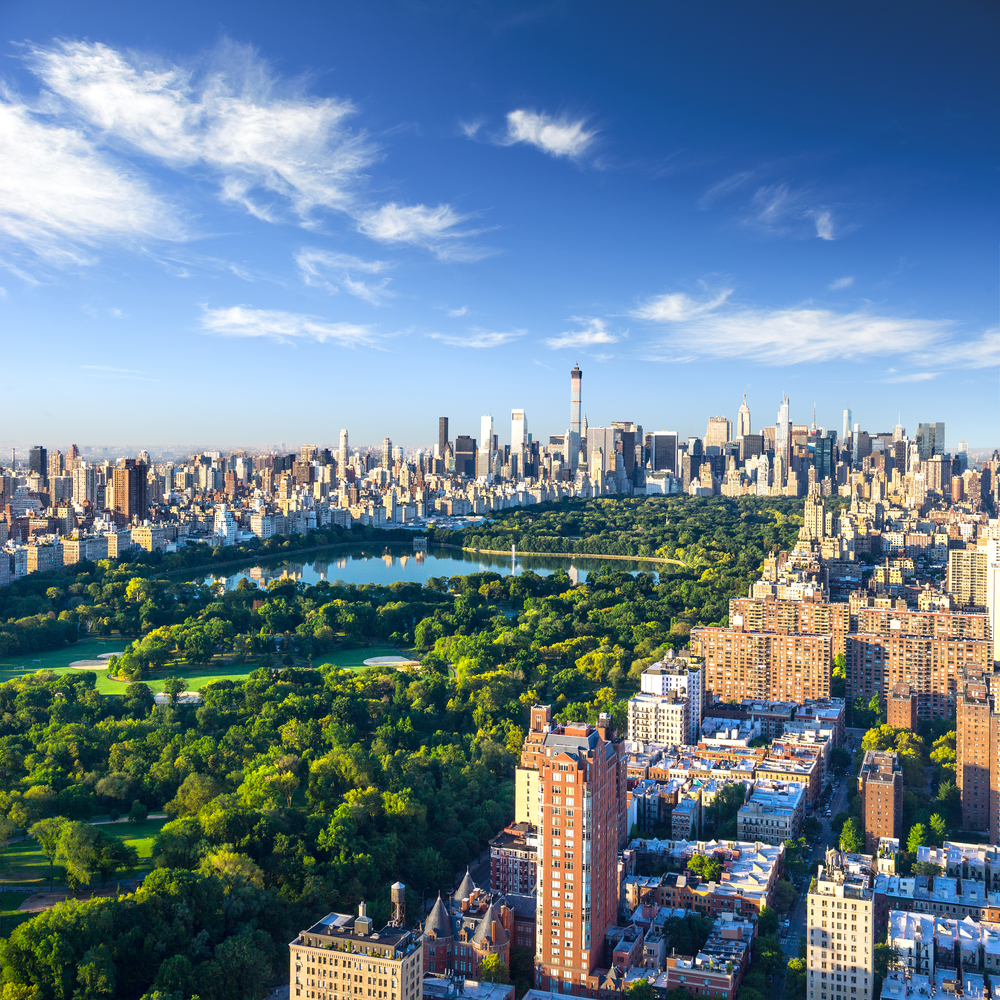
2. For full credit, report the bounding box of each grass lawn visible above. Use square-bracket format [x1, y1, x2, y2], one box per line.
[0, 817, 167, 890]
[313, 645, 410, 671]
[0, 639, 133, 693]
[0, 891, 33, 939]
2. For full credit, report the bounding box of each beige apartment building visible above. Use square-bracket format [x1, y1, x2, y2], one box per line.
[806, 852, 875, 1000]
[290, 901, 422, 1000]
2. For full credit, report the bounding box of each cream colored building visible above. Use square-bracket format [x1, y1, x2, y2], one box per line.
[290, 903, 422, 1000]
[806, 851, 875, 1000]
[627, 690, 689, 746]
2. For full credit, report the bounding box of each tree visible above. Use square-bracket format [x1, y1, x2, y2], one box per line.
[840, 817, 864, 853]
[929, 814, 947, 845]
[29, 816, 67, 888]
[478, 954, 510, 984]
[165, 773, 224, 818]
[129, 800, 148, 824]
[907, 824, 928, 854]
[163, 676, 188, 707]
[93, 831, 138, 885]
[57, 820, 98, 893]
[758, 905, 779, 937]
[627, 980, 656, 1000]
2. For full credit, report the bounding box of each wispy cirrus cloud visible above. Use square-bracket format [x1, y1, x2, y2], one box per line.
[294, 248, 393, 304]
[829, 276, 854, 290]
[698, 171, 754, 209]
[0, 96, 186, 266]
[24, 39, 377, 226]
[356, 203, 489, 261]
[630, 288, 733, 323]
[446, 305, 468, 318]
[882, 371, 939, 383]
[427, 327, 524, 348]
[545, 317, 620, 350]
[80, 364, 159, 381]
[502, 109, 596, 158]
[200, 305, 375, 346]
[745, 183, 840, 241]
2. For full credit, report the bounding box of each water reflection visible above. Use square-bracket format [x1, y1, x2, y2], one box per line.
[203, 546, 660, 591]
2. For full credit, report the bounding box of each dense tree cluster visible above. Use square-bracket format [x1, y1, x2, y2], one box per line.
[0, 497, 805, 999]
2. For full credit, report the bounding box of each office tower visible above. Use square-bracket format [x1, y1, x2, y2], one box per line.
[438, 417, 449, 458]
[740, 433, 764, 463]
[338, 429, 349, 471]
[737, 394, 751, 439]
[569, 364, 582, 472]
[610, 422, 637, 481]
[29, 446, 47, 484]
[815, 434, 835, 481]
[47, 450, 64, 483]
[510, 410, 527, 474]
[915, 421, 945, 461]
[520, 707, 624, 995]
[111, 459, 148, 525]
[893, 422, 905, 443]
[775, 396, 791, 478]
[842, 408, 852, 443]
[704, 416, 732, 450]
[649, 431, 678, 473]
[857, 751, 903, 853]
[587, 428, 616, 476]
[956, 670, 1000, 837]
[806, 853, 875, 1000]
[454, 436, 476, 477]
[381, 437, 392, 469]
[477, 415, 494, 478]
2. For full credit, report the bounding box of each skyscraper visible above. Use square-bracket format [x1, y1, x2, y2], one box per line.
[775, 395, 791, 481]
[519, 707, 624, 995]
[29, 446, 47, 483]
[736, 394, 751, 439]
[438, 417, 449, 458]
[111, 459, 148, 526]
[511, 409, 527, 474]
[842, 408, 852, 442]
[915, 421, 945, 461]
[338, 429, 349, 471]
[569, 365, 582, 471]
[478, 415, 494, 478]
[704, 416, 732, 449]
[650, 431, 678, 473]
[381, 437, 392, 468]
[454, 436, 476, 477]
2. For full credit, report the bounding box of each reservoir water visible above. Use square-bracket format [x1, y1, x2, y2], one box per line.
[203, 546, 665, 590]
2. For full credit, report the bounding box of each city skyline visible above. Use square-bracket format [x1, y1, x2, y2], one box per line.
[1, 2, 998, 446]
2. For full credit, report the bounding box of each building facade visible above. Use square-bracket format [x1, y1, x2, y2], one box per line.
[857, 751, 903, 853]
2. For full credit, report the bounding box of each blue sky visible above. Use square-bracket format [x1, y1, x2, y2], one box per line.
[2, 1, 998, 453]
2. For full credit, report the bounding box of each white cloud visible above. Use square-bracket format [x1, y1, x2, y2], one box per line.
[812, 210, 835, 240]
[25, 39, 376, 226]
[698, 171, 754, 209]
[356, 202, 486, 260]
[641, 305, 949, 365]
[446, 306, 468, 318]
[459, 119, 483, 139]
[829, 276, 854, 290]
[427, 327, 524, 348]
[503, 109, 595, 158]
[631, 289, 732, 323]
[545, 317, 620, 350]
[0, 97, 185, 264]
[745, 183, 839, 240]
[883, 371, 939, 383]
[294, 248, 393, 304]
[82, 364, 148, 373]
[914, 327, 1000, 370]
[200, 305, 375, 345]
[80, 364, 158, 381]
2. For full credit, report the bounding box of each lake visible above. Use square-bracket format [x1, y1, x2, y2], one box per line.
[203, 545, 665, 590]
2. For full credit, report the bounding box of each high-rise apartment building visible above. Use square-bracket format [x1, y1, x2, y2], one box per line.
[71, 464, 97, 506]
[949, 545, 988, 608]
[987, 539, 1000, 668]
[692, 617, 832, 704]
[842, 409, 852, 444]
[776, 396, 791, 483]
[857, 751, 903, 853]
[806, 852, 875, 1000]
[628, 654, 704, 744]
[569, 365, 582, 472]
[478, 415, 494, 478]
[955, 670, 1000, 839]
[382, 437, 393, 469]
[511, 410, 527, 473]
[111, 459, 148, 526]
[737, 395, 751, 440]
[519, 707, 625, 995]
[886, 683, 918, 731]
[338, 429, 349, 471]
